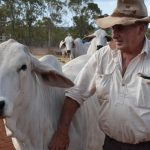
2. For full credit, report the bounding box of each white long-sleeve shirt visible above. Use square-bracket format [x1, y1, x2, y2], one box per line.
[66, 37, 150, 144]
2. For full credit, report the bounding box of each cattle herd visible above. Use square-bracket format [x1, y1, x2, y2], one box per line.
[0, 29, 115, 150]
[59, 29, 114, 59]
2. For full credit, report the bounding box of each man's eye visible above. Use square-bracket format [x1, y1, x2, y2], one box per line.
[17, 64, 27, 72]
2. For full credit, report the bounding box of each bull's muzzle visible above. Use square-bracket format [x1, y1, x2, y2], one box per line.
[67, 50, 71, 54]
[0, 100, 5, 116]
[97, 45, 103, 50]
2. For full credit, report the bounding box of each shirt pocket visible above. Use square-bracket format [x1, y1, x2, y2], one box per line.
[95, 73, 112, 102]
[136, 73, 150, 109]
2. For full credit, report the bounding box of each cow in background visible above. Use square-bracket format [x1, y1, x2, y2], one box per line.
[59, 35, 90, 60]
[59, 36, 73, 58]
[0, 39, 104, 150]
[83, 28, 112, 55]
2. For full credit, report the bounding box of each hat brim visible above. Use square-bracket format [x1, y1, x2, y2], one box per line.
[96, 16, 150, 29]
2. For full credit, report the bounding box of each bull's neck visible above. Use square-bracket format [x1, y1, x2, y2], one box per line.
[5, 73, 65, 149]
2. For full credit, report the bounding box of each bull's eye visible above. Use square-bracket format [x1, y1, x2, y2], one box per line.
[17, 64, 27, 72]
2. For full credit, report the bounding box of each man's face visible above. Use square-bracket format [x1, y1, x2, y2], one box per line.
[111, 24, 144, 51]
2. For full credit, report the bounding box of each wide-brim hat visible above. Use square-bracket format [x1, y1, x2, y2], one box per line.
[96, 0, 150, 29]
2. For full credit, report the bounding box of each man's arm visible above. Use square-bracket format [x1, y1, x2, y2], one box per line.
[49, 96, 80, 150]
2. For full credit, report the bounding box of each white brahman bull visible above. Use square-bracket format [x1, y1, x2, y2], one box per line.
[83, 28, 112, 55]
[59, 40, 68, 58]
[59, 35, 90, 59]
[63, 54, 105, 150]
[0, 39, 104, 150]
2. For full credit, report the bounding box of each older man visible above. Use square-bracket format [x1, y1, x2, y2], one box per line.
[49, 0, 150, 150]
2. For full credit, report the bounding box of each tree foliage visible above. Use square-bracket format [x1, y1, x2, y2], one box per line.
[146, 28, 150, 39]
[0, 0, 118, 49]
[68, 0, 101, 37]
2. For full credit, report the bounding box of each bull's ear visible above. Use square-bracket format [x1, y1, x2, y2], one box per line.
[31, 56, 74, 88]
[40, 70, 74, 88]
[82, 35, 96, 42]
[59, 40, 66, 49]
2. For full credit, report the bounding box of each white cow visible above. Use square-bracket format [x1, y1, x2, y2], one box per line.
[0, 39, 74, 150]
[63, 54, 91, 80]
[0, 39, 104, 150]
[59, 40, 68, 58]
[83, 28, 111, 55]
[63, 54, 105, 150]
[59, 35, 90, 59]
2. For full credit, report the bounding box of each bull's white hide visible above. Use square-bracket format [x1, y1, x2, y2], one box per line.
[0, 39, 104, 150]
[63, 54, 105, 150]
[63, 54, 91, 80]
[70, 38, 90, 59]
[87, 38, 97, 55]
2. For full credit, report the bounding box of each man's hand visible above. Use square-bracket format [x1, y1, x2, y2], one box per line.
[48, 129, 69, 150]
[49, 97, 80, 150]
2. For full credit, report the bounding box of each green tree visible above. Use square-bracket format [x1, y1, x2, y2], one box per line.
[21, 0, 45, 44]
[68, 0, 101, 37]
[0, 0, 22, 38]
[44, 0, 67, 49]
[146, 28, 150, 39]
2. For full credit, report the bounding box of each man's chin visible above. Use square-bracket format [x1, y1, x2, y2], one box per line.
[116, 44, 124, 50]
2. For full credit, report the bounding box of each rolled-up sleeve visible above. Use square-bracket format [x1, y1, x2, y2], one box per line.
[65, 52, 99, 104]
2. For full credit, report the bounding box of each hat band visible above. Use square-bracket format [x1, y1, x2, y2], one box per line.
[111, 12, 146, 18]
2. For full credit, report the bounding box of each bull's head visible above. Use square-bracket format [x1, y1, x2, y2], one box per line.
[83, 29, 111, 50]
[0, 39, 74, 117]
[59, 36, 75, 57]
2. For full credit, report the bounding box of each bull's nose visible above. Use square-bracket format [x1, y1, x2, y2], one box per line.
[0, 101, 5, 115]
[67, 50, 71, 54]
[97, 45, 103, 50]
[0, 101, 5, 109]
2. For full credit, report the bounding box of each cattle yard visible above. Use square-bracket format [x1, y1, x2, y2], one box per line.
[0, 47, 69, 150]
[30, 47, 70, 64]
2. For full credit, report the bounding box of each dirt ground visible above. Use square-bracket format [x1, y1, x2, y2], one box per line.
[30, 47, 70, 64]
[0, 119, 15, 150]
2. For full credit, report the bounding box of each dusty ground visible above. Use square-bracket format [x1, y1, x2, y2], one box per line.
[30, 47, 70, 64]
[0, 119, 15, 150]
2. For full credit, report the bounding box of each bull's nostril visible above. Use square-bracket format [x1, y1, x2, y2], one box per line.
[67, 50, 71, 54]
[97, 45, 103, 50]
[0, 101, 5, 110]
